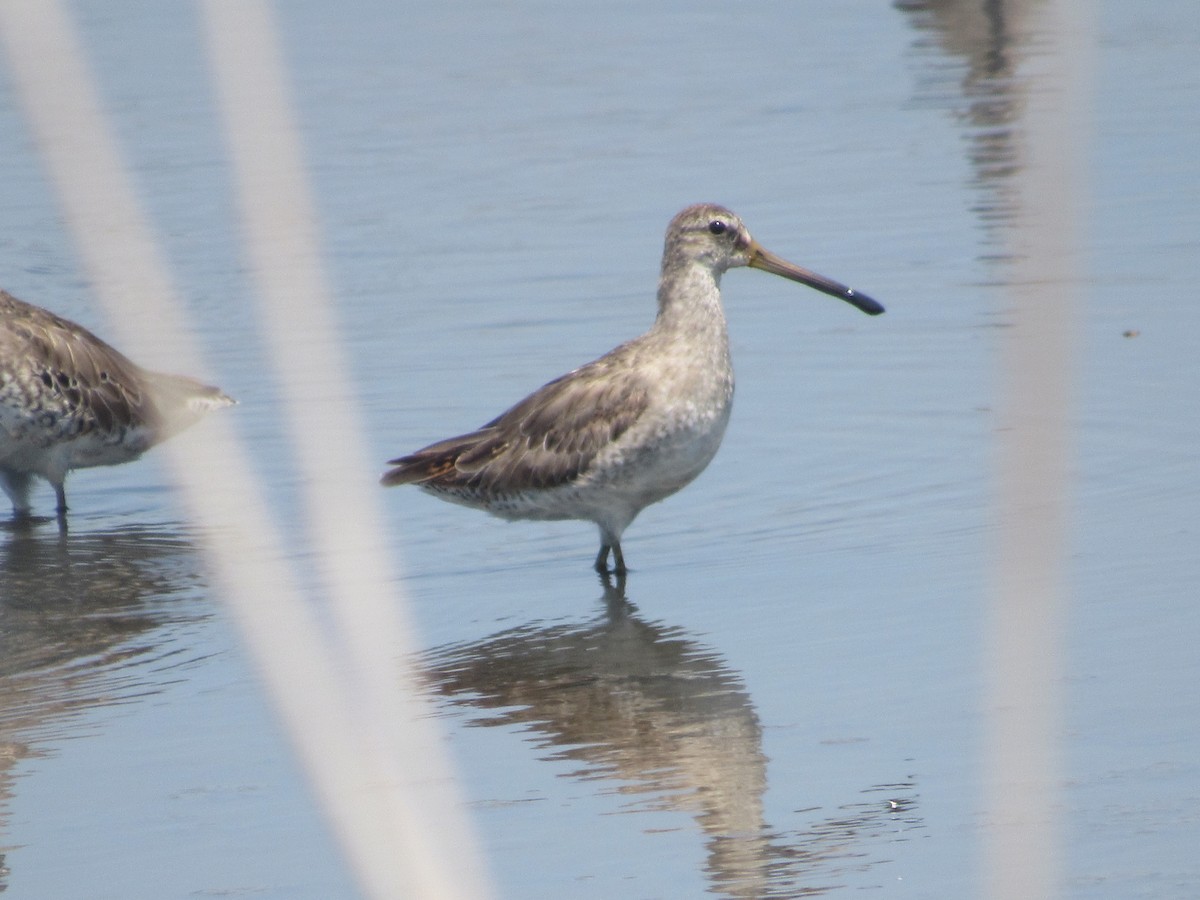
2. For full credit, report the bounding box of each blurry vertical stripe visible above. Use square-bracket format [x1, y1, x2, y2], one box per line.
[197, 1, 493, 897]
[0, 2, 491, 898]
[0, 0, 186, 347]
[985, 1, 1093, 899]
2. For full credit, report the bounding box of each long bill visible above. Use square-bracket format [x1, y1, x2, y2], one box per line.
[747, 242, 885, 316]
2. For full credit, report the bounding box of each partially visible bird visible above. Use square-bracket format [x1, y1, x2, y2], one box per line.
[381, 204, 884, 575]
[0, 288, 234, 515]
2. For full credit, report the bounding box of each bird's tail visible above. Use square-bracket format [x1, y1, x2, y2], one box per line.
[149, 372, 235, 439]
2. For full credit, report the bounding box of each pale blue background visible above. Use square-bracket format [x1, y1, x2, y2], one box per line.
[1, 1, 1197, 897]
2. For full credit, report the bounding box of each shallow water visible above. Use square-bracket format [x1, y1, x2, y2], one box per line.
[1, 0, 1199, 897]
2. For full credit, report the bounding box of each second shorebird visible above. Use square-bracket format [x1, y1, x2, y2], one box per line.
[381, 203, 884, 575]
[0, 289, 234, 516]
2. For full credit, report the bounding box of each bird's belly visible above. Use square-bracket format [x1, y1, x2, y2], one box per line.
[602, 411, 729, 499]
[0, 416, 152, 477]
[437, 400, 731, 525]
[63, 429, 155, 468]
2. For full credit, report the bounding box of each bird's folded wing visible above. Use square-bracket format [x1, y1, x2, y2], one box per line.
[1, 290, 152, 434]
[382, 358, 651, 492]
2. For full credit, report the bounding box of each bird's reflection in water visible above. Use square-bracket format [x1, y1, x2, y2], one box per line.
[895, 0, 1041, 240]
[421, 574, 921, 898]
[0, 518, 211, 680]
[0, 517, 214, 887]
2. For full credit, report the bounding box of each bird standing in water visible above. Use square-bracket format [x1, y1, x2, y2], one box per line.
[0, 289, 234, 515]
[381, 204, 883, 575]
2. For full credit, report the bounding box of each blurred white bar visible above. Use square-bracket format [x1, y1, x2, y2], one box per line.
[985, 1, 1092, 898]
[198, 1, 493, 897]
[0, 2, 491, 897]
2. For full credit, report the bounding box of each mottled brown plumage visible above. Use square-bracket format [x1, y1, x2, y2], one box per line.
[383, 352, 651, 496]
[0, 289, 234, 514]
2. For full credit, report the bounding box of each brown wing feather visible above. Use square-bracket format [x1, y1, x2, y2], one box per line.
[1, 290, 157, 432]
[381, 354, 651, 493]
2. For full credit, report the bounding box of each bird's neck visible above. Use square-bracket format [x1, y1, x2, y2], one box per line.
[653, 262, 728, 340]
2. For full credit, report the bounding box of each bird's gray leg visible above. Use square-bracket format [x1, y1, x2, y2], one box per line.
[53, 481, 68, 516]
[0, 469, 34, 516]
[594, 542, 627, 576]
[611, 541, 627, 576]
[595, 526, 628, 575]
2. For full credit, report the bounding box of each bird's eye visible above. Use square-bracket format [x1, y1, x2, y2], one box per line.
[708, 220, 727, 235]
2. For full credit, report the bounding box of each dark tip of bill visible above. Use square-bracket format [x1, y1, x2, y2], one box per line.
[846, 289, 885, 316]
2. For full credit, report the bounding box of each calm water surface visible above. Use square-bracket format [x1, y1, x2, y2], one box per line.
[1, 1, 1198, 897]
